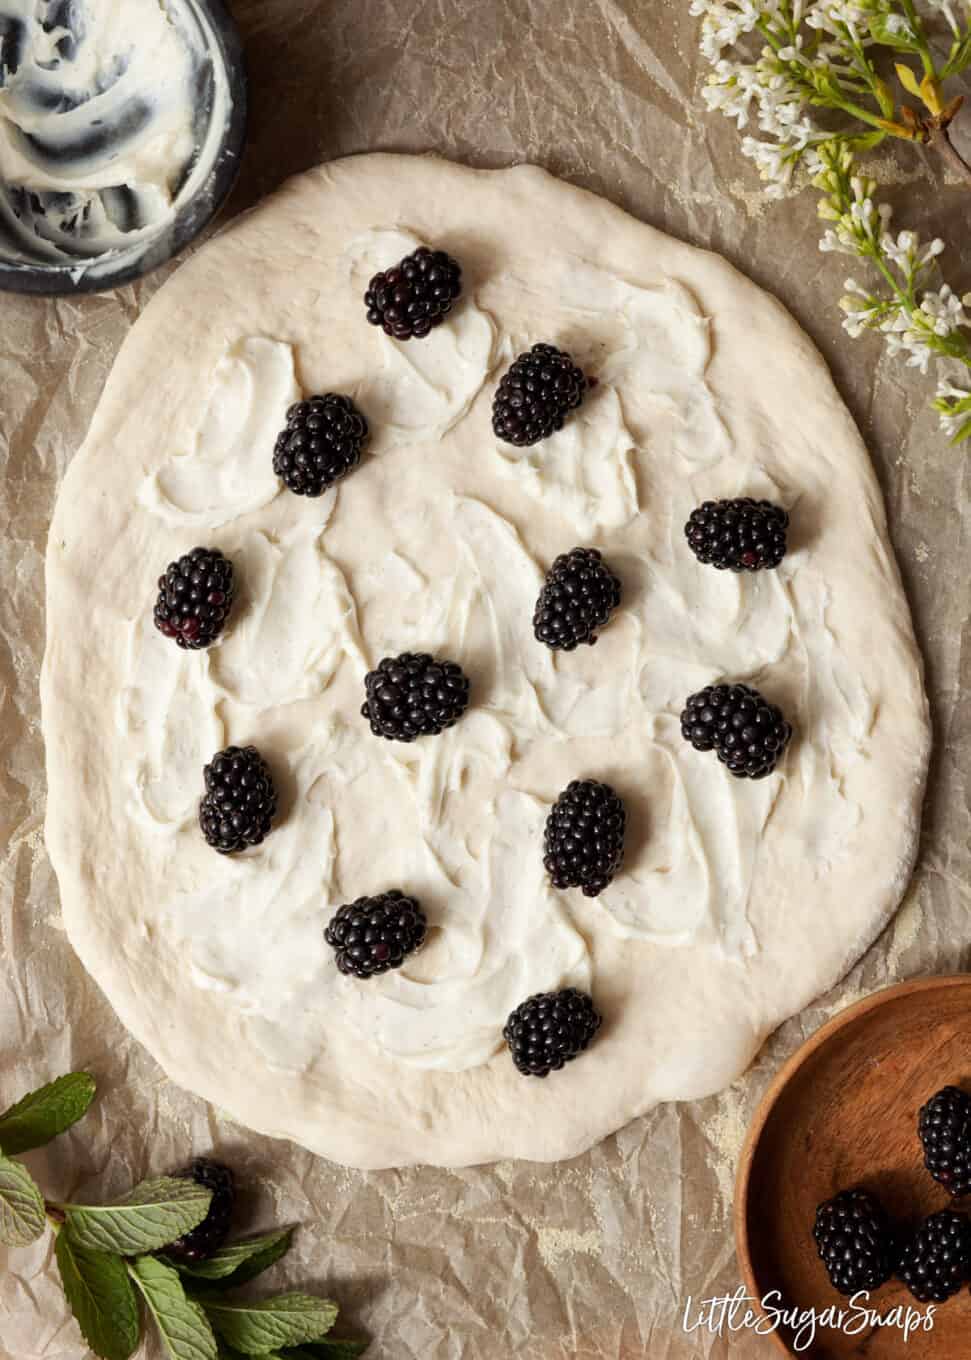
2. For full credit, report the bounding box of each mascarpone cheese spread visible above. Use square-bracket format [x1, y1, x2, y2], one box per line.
[0, 0, 231, 273]
[118, 230, 873, 1072]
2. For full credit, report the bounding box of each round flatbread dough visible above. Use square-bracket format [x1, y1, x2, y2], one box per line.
[42, 155, 930, 1168]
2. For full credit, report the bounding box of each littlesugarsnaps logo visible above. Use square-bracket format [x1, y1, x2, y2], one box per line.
[681, 1286, 936, 1352]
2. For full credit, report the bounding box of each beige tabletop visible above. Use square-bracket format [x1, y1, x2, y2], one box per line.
[1, 2, 966, 1357]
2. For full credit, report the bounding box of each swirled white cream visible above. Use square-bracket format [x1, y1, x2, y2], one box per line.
[0, 0, 230, 271]
[121, 253, 873, 1073]
[344, 229, 499, 442]
[141, 338, 300, 527]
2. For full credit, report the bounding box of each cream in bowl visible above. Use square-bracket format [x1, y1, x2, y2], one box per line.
[0, 0, 245, 293]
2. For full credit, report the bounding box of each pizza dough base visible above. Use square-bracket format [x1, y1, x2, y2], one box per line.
[41, 155, 930, 1168]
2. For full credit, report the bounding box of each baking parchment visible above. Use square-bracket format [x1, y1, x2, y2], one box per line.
[1, 2, 969, 1356]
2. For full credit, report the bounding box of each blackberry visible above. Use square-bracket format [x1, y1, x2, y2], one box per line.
[492, 343, 586, 447]
[165, 1158, 235, 1263]
[325, 890, 426, 979]
[364, 246, 462, 340]
[504, 988, 601, 1078]
[199, 746, 277, 854]
[273, 395, 368, 498]
[533, 547, 622, 652]
[684, 498, 789, 572]
[362, 652, 470, 742]
[812, 1189, 894, 1295]
[544, 779, 626, 897]
[898, 1210, 971, 1302]
[153, 547, 234, 650]
[919, 1086, 971, 1198]
[680, 683, 792, 780]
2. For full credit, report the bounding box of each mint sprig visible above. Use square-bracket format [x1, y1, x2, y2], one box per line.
[62, 1176, 215, 1255]
[0, 1072, 368, 1360]
[166, 1227, 295, 1287]
[282, 1343, 370, 1359]
[198, 1293, 339, 1354]
[0, 1152, 46, 1246]
[0, 1071, 95, 1155]
[214, 1340, 368, 1360]
[55, 1234, 140, 1360]
[129, 1256, 219, 1360]
[216, 1343, 367, 1354]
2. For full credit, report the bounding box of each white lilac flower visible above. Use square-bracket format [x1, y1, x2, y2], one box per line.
[939, 407, 968, 437]
[882, 231, 946, 277]
[804, 2, 871, 38]
[885, 336, 934, 372]
[741, 131, 813, 194]
[881, 230, 917, 266]
[883, 13, 913, 36]
[840, 291, 885, 336]
[702, 58, 765, 126]
[920, 285, 969, 336]
[692, 0, 763, 61]
[934, 379, 971, 437]
[691, 0, 971, 441]
[842, 314, 867, 337]
[937, 378, 971, 403]
[761, 100, 814, 143]
[880, 311, 936, 371]
[820, 225, 856, 251]
[937, 401, 971, 437]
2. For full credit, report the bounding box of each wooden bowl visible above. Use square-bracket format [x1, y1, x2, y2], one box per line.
[735, 975, 971, 1357]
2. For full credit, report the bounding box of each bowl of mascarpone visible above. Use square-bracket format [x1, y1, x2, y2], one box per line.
[0, 0, 246, 294]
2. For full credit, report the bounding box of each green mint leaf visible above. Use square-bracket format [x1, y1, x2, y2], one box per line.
[0, 1072, 96, 1155]
[55, 1233, 139, 1360]
[64, 1176, 213, 1255]
[168, 1228, 294, 1285]
[0, 1152, 46, 1246]
[129, 1255, 219, 1360]
[201, 1294, 339, 1354]
[282, 1343, 369, 1359]
[216, 1351, 288, 1360]
[214, 1343, 252, 1360]
[215, 1347, 369, 1360]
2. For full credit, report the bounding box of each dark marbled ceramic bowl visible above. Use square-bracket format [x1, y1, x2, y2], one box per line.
[0, 0, 247, 296]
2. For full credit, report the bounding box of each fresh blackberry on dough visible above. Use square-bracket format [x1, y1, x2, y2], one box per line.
[504, 988, 602, 1078]
[680, 683, 792, 779]
[812, 1189, 894, 1295]
[919, 1086, 971, 1198]
[364, 246, 462, 340]
[362, 652, 470, 742]
[199, 746, 277, 854]
[165, 1158, 235, 1263]
[324, 891, 427, 979]
[543, 780, 626, 897]
[898, 1210, 971, 1302]
[492, 343, 587, 447]
[684, 498, 789, 572]
[273, 394, 369, 497]
[153, 547, 234, 650]
[533, 547, 622, 652]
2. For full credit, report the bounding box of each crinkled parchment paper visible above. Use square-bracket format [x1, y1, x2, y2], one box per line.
[1, 2, 969, 1356]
